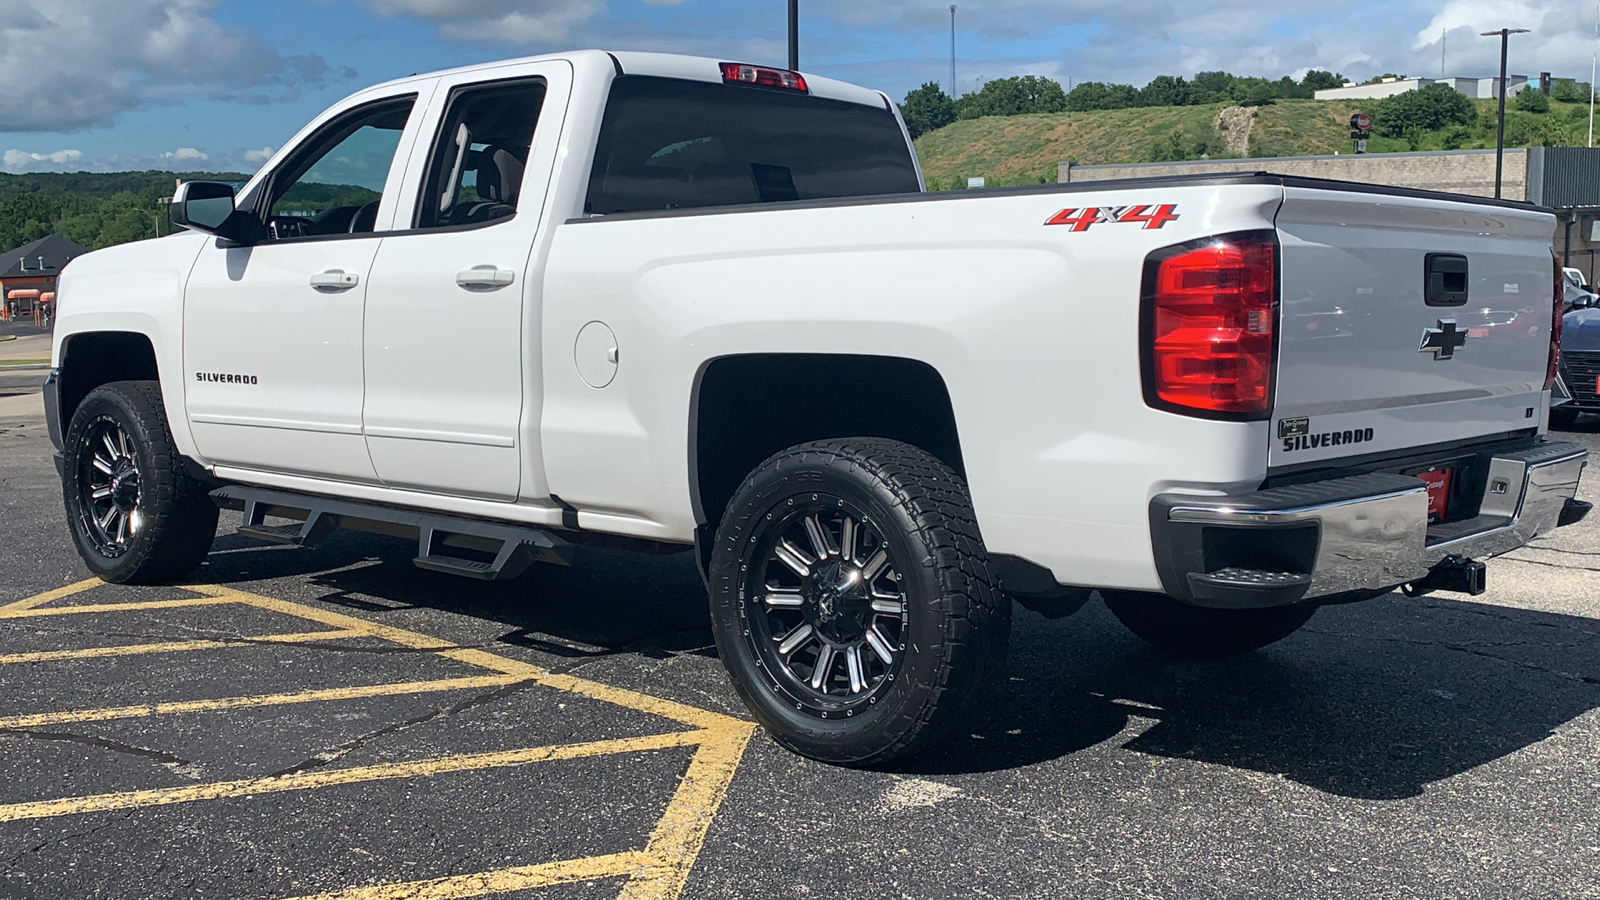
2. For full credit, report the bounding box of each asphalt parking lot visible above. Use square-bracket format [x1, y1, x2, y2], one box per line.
[2, 381, 1599, 900]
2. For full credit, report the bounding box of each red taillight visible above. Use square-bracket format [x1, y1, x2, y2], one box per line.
[719, 62, 808, 92]
[1143, 232, 1277, 418]
[1549, 254, 1563, 390]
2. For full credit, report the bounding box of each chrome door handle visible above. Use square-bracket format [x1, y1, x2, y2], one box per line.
[456, 266, 516, 290]
[310, 270, 359, 291]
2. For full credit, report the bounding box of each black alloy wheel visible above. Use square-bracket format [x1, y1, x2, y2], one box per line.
[742, 498, 909, 719]
[75, 416, 145, 558]
[62, 381, 218, 584]
[709, 438, 1010, 766]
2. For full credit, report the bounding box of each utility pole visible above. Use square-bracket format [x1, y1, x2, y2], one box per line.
[787, 0, 798, 70]
[1481, 27, 1529, 199]
[949, 5, 957, 96]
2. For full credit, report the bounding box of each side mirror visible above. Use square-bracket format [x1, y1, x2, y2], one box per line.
[170, 182, 256, 244]
[1576, 296, 1594, 310]
[1585, 285, 1596, 294]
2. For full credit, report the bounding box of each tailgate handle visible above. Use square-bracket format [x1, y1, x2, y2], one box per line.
[1425, 253, 1469, 307]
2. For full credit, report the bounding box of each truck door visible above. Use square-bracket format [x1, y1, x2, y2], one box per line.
[361, 61, 572, 501]
[182, 87, 432, 481]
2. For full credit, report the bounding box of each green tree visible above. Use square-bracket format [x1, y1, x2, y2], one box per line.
[954, 75, 1068, 119]
[1300, 70, 1345, 92]
[899, 82, 957, 138]
[1138, 75, 1192, 107]
[1064, 81, 1139, 111]
[1372, 83, 1475, 137]
[1515, 87, 1550, 113]
[1550, 78, 1592, 103]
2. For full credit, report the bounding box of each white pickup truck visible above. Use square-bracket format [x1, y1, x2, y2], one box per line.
[44, 50, 1590, 765]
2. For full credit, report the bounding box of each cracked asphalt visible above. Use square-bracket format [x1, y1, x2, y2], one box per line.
[3, 397, 1600, 899]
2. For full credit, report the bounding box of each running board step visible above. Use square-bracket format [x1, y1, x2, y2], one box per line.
[212, 486, 572, 581]
[413, 555, 499, 579]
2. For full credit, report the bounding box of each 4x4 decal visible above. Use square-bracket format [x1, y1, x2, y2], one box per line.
[1045, 204, 1180, 232]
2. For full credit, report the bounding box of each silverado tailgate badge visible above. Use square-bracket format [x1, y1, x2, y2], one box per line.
[1419, 319, 1468, 360]
[1045, 204, 1179, 232]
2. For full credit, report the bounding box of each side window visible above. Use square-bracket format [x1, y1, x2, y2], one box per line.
[262, 96, 416, 241]
[413, 78, 547, 231]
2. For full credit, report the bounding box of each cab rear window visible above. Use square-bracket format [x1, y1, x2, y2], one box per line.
[585, 75, 919, 216]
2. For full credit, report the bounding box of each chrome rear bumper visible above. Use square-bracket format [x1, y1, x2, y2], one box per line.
[1149, 441, 1589, 608]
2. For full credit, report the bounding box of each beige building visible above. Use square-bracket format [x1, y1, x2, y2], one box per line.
[1058, 147, 1600, 282]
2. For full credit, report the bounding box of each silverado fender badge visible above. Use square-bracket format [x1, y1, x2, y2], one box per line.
[1044, 203, 1179, 232]
[1419, 319, 1468, 360]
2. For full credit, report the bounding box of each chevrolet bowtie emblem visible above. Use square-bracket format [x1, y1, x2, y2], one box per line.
[1419, 318, 1468, 360]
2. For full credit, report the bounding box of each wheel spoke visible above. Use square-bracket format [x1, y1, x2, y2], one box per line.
[809, 644, 834, 690]
[840, 517, 857, 565]
[128, 507, 144, 537]
[115, 511, 130, 545]
[776, 623, 814, 656]
[96, 505, 118, 532]
[774, 540, 813, 578]
[116, 428, 133, 460]
[870, 590, 905, 616]
[866, 626, 896, 665]
[845, 645, 865, 693]
[91, 455, 115, 476]
[860, 549, 889, 584]
[91, 486, 113, 500]
[803, 515, 836, 560]
[763, 589, 805, 608]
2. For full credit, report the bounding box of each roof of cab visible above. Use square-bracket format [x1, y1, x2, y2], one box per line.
[350, 49, 889, 110]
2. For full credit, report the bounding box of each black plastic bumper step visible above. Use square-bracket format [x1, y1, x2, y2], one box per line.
[1187, 567, 1312, 607]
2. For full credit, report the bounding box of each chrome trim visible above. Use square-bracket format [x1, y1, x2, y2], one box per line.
[1165, 442, 1588, 599]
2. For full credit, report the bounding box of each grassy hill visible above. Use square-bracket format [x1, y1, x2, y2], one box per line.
[914, 96, 1593, 188]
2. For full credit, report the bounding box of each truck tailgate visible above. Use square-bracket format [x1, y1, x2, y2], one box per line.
[1271, 186, 1556, 469]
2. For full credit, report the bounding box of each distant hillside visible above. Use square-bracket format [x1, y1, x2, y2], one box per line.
[913, 96, 1592, 188]
[0, 170, 248, 253]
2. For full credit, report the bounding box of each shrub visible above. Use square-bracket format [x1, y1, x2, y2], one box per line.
[900, 82, 956, 138]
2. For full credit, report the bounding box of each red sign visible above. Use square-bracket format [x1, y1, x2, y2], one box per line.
[1045, 203, 1180, 232]
[1352, 113, 1372, 130]
[1417, 467, 1454, 522]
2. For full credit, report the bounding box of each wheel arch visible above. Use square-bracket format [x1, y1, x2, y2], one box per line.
[689, 353, 966, 537]
[56, 331, 161, 430]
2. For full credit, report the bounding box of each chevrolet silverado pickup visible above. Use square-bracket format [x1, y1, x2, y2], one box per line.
[43, 50, 1590, 765]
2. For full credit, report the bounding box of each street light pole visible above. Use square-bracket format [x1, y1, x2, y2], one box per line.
[787, 0, 798, 71]
[1481, 27, 1529, 199]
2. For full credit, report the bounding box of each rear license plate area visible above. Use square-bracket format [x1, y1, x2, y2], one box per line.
[1410, 466, 1455, 523]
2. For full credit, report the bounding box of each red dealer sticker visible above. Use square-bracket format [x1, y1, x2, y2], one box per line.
[1416, 467, 1454, 523]
[1045, 204, 1180, 232]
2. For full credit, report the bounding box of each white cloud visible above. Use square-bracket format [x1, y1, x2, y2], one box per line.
[243, 147, 276, 164]
[164, 147, 208, 162]
[0, 0, 356, 133]
[1, 149, 85, 170]
[361, 0, 617, 43]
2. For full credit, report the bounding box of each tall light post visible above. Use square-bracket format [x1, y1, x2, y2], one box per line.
[1480, 27, 1529, 199]
[940, 5, 953, 97]
[788, 0, 799, 70]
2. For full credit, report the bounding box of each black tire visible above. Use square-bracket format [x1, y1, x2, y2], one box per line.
[708, 438, 1010, 766]
[62, 381, 218, 584]
[1101, 591, 1316, 657]
[1549, 406, 1580, 430]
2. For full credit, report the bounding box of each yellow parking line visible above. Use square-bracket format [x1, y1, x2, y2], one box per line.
[623, 725, 755, 900]
[0, 730, 708, 823]
[0, 674, 523, 730]
[0, 629, 363, 665]
[192, 585, 753, 733]
[280, 851, 653, 900]
[0, 596, 240, 619]
[0, 577, 105, 613]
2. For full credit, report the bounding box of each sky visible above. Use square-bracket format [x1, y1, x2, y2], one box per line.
[0, 0, 1595, 174]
